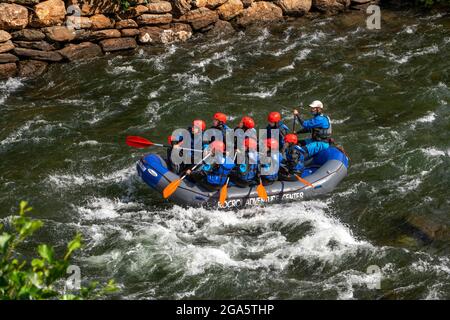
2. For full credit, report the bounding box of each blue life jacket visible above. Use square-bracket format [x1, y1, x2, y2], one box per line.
[261, 152, 282, 181]
[302, 114, 332, 141]
[236, 152, 258, 182]
[304, 141, 329, 158]
[203, 156, 235, 186]
[284, 145, 306, 172]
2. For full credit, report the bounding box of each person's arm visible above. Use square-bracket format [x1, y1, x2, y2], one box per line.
[302, 117, 328, 130]
[293, 109, 304, 126]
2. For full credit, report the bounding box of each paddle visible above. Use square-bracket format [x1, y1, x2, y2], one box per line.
[219, 153, 238, 206]
[292, 111, 297, 132]
[163, 153, 211, 199]
[294, 174, 314, 188]
[219, 177, 230, 206]
[126, 136, 202, 153]
[257, 178, 268, 201]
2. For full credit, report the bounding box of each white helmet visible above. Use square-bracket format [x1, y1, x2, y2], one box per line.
[309, 100, 324, 109]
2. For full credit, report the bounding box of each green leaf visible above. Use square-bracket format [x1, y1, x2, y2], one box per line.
[0, 233, 12, 253]
[37, 244, 54, 263]
[19, 201, 28, 216]
[31, 258, 45, 269]
[64, 233, 82, 260]
[19, 220, 43, 238]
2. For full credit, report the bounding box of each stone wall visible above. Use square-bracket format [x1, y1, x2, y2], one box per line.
[0, 0, 376, 79]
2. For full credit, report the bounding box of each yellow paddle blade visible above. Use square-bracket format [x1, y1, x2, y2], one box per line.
[257, 182, 268, 201]
[163, 179, 181, 199]
[219, 184, 228, 206]
[295, 174, 314, 188]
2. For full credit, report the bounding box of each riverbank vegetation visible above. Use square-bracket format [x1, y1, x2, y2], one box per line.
[0, 201, 117, 300]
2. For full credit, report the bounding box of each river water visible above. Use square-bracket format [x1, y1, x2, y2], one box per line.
[1, 9, 449, 299]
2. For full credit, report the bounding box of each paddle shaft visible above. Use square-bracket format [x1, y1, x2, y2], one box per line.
[180, 153, 211, 180]
[155, 143, 203, 153]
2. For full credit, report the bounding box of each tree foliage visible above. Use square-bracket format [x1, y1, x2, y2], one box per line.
[0, 201, 117, 300]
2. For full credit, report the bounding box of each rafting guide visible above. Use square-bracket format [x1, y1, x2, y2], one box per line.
[128, 103, 349, 208]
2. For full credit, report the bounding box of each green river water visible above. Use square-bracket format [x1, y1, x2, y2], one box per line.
[0, 9, 449, 299]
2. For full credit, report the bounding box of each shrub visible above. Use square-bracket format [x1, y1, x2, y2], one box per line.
[0, 201, 117, 300]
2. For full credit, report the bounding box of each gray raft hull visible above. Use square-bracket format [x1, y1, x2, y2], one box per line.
[137, 147, 349, 209]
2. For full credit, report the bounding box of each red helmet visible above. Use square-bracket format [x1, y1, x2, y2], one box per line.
[213, 112, 227, 124]
[168, 135, 181, 144]
[242, 116, 255, 129]
[284, 133, 298, 144]
[210, 140, 225, 153]
[193, 119, 206, 131]
[265, 138, 279, 150]
[268, 112, 281, 123]
[244, 138, 257, 150]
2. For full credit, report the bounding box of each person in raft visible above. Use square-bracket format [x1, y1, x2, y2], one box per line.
[259, 138, 283, 186]
[279, 134, 307, 181]
[266, 111, 290, 149]
[293, 100, 331, 157]
[230, 137, 259, 188]
[186, 140, 235, 191]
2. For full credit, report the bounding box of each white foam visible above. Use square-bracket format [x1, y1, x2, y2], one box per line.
[390, 45, 439, 64]
[0, 118, 56, 147]
[242, 86, 277, 99]
[421, 147, 448, 157]
[416, 111, 436, 124]
[46, 165, 136, 189]
[108, 65, 136, 75]
[0, 77, 24, 105]
[332, 117, 350, 124]
[294, 48, 312, 62]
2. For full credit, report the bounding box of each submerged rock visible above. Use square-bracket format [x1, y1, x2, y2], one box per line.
[408, 215, 450, 242]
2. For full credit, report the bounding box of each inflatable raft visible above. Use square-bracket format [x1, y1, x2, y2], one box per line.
[136, 147, 349, 209]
